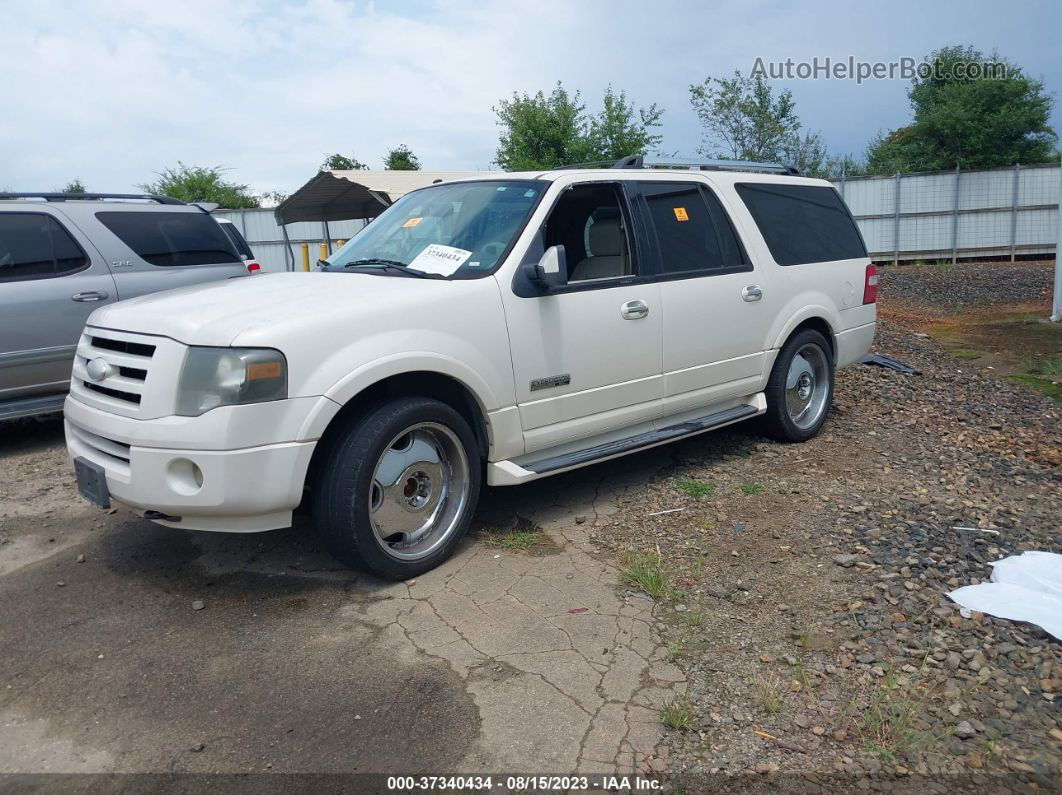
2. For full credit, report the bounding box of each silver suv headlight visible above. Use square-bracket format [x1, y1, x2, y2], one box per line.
[176, 347, 287, 417]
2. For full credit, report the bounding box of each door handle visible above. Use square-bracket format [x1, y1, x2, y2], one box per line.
[620, 300, 649, 320]
[72, 291, 109, 302]
[741, 285, 763, 302]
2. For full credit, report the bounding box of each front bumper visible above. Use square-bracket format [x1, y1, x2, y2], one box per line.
[64, 395, 330, 532]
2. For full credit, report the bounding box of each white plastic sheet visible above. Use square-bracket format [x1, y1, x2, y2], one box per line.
[948, 551, 1062, 641]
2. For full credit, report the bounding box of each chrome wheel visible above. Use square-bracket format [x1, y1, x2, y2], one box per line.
[368, 422, 470, 561]
[785, 343, 830, 430]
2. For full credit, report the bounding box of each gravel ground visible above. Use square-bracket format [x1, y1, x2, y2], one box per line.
[581, 265, 1060, 790]
[879, 261, 1054, 312]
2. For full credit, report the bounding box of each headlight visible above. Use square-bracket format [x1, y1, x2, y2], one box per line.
[176, 347, 287, 417]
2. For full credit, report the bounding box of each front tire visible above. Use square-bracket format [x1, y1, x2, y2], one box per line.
[762, 329, 834, 443]
[312, 397, 481, 579]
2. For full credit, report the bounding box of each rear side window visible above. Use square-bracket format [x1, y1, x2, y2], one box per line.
[0, 213, 88, 282]
[735, 183, 866, 265]
[96, 211, 240, 267]
[219, 222, 253, 259]
[642, 183, 747, 274]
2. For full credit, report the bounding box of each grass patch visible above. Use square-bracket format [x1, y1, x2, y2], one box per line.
[740, 482, 765, 495]
[952, 348, 982, 360]
[681, 606, 704, 627]
[620, 547, 669, 598]
[478, 517, 545, 553]
[849, 670, 938, 760]
[758, 674, 784, 715]
[677, 479, 715, 498]
[660, 697, 696, 731]
[665, 642, 684, 663]
[1008, 374, 1062, 400]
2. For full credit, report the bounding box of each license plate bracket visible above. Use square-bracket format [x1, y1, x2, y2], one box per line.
[74, 457, 110, 509]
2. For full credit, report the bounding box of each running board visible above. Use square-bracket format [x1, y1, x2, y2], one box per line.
[0, 393, 66, 421]
[526, 403, 760, 475]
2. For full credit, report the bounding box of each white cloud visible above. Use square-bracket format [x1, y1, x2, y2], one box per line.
[1, 0, 1058, 195]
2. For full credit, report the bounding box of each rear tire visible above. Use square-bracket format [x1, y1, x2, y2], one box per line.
[762, 329, 834, 443]
[312, 397, 481, 580]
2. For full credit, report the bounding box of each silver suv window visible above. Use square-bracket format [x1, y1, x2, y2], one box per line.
[96, 211, 240, 267]
[0, 212, 88, 282]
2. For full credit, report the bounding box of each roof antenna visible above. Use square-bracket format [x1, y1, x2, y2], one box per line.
[612, 155, 644, 169]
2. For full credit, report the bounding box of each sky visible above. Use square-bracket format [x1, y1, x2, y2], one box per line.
[2, 0, 1060, 198]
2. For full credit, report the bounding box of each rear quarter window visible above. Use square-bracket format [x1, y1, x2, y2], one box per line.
[735, 183, 866, 266]
[96, 211, 241, 267]
[219, 222, 253, 259]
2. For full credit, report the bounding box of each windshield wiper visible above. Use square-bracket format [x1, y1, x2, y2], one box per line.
[342, 259, 441, 279]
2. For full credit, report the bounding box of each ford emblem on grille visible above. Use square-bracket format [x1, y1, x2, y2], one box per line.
[86, 358, 114, 382]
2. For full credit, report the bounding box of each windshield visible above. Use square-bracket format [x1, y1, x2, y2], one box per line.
[323, 180, 545, 279]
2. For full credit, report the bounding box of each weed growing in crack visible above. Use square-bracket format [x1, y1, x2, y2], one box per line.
[660, 697, 696, 731]
[621, 547, 669, 598]
[478, 517, 544, 552]
[677, 480, 716, 498]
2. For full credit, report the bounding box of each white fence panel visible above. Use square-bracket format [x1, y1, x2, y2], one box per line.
[833, 162, 1059, 262]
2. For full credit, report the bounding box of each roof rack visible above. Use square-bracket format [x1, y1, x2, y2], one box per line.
[0, 192, 186, 204]
[557, 155, 800, 176]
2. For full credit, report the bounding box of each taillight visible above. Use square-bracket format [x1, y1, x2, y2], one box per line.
[246, 261, 261, 273]
[863, 264, 878, 304]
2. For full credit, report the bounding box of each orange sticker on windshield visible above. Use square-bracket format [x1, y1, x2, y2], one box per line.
[402, 217, 422, 228]
[673, 207, 689, 221]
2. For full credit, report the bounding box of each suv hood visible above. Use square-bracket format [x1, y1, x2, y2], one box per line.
[87, 271, 474, 347]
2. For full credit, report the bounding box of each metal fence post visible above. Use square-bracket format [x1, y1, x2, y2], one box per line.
[840, 167, 846, 200]
[1010, 163, 1020, 262]
[893, 172, 901, 266]
[951, 164, 961, 266]
[1052, 153, 1062, 322]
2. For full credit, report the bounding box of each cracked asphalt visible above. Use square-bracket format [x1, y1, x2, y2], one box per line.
[0, 417, 683, 776]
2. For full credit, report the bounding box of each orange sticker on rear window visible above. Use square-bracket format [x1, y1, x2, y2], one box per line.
[402, 217, 422, 228]
[673, 207, 689, 222]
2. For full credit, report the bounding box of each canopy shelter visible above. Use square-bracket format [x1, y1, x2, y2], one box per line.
[273, 169, 502, 269]
[274, 169, 500, 225]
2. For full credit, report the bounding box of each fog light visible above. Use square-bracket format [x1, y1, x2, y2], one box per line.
[167, 458, 204, 495]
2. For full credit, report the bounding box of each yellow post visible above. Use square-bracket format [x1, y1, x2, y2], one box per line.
[300, 243, 310, 272]
[319, 242, 328, 261]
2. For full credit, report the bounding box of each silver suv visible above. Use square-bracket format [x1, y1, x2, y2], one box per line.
[0, 193, 249, 420]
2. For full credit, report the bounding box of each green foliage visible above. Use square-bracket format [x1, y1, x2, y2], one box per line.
[660, 697, 696, 731]
[321, 153, 367, 171]
[866, 46, 1057, 173]
[139, 163, 259, 208]
[689, 70, 839, 177]
[620, 547, 669, 598]
[493, 82, 663, 170]
[690, 70, 798, 162]
[677, 479, 715, 498]
[58, 178, 87, 194]
[383, 144, 421, 170]
[587, 86, 663, 161]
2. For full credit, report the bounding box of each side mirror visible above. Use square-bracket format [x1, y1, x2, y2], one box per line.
[526, 245, 567, 290]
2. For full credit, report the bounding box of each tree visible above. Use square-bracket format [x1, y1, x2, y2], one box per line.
[383, 145, 421, 170]
[320, 153, 367, 171]
[586, 86, 663, 161]
[139, 163, 259, 208]
[689, 71, 801, 163]
[865, 46, 1057, 173]
[493, 82, 663, 170]
[58, 178, 87, 194]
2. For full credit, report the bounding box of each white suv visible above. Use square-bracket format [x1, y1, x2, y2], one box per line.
[64, 158, 877, 579]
